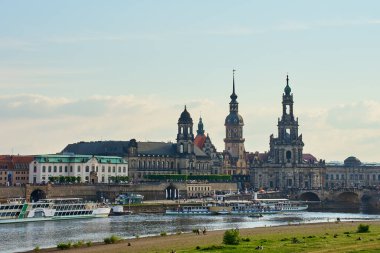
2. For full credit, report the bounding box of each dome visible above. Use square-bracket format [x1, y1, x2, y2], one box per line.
[178, 106, 193, 124]
[225, 112, 244, 125]
[284, 75, 292, 96]
[344, 156, 361, 167]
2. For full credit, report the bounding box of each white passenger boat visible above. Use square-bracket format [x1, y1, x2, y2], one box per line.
[165, 205, 211, 215]
[0, 198, 111, 224]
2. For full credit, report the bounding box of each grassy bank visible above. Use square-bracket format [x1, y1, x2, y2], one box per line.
[23, 221, 380, 253]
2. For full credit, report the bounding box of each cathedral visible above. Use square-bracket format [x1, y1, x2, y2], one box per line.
[249, 76, 325, 190]
[62, 73, 326, 191]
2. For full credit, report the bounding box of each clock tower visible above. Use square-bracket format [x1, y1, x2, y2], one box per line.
[223, 71, 247, 175]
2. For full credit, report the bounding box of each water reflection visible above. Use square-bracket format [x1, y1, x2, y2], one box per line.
[1, 211, 380, 253]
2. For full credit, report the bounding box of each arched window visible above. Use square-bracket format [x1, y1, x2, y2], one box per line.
[286, 151, 292, 160]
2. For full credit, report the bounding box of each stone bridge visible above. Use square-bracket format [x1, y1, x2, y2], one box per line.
[288, 188, 380, 211]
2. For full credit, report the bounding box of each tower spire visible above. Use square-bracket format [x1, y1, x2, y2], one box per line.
[284, 74, 291, 96]
[230, 69, 237, 101]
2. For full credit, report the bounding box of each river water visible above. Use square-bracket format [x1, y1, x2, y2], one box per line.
[2, 211, 380, 253]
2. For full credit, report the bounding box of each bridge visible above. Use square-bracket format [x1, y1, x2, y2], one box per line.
[287, 188, 380, 211]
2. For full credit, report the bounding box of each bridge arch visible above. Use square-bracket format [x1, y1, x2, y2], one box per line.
[336, 192, 359, 203]
[299, 192, 320, 201]
[30, 189, 46, 202]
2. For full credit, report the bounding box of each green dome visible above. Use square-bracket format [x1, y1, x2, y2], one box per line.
[284, 83, 291, 95]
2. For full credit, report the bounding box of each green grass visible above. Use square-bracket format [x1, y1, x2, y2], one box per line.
[177, 224, 380, 253]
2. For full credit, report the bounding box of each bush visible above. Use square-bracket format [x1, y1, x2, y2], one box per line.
[73, 240, 84, 248]
[57, 242, 72, 250]
[357, 224, 370, 233]
[104, 235, 121, 244]
[86, 241, 93, 247]
[223, 229, 240, 245]
[160, 231, 167, 236]
[291, 237, 301, 244]
[34, 246, 40, 252]
[241, 237, 250, 242]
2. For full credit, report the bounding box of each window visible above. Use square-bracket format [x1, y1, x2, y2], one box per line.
[102, 166, 105, 173]
[70, 166, 73, 173]
[64, 166, 67, 173]
[123, 167, 126, 173]
[112, 167, 115, 173]
[48, 166, 51, 173]
[59, 166, 62, 173]
[118, 167, 121, 173]
[33, 166, 37, 173]
[108, 167, 111, 173]
[53, 166, 57, 173]
[77, 166, 81, 172]
[336, 174, 339, 180]
[85, 166, 89, 173]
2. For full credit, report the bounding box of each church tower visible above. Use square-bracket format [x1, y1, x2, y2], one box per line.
[269, 75, 304, 165]
[223, 71, 247, 174]
[177, 106, 194, 154]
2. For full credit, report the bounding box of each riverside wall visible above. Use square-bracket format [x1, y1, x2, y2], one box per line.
[0, 182, 237, 202]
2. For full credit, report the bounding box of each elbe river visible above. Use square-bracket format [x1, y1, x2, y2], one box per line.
[2, 211, 380, 253]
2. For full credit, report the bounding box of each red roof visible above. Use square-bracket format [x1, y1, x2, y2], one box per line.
[194, 135, 207, 149]
[303, 153, 318, 163]
[0, 155, 33, 170]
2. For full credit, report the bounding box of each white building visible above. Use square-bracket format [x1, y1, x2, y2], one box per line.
[29, 154, 128, 184]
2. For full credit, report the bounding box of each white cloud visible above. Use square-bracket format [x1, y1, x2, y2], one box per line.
[0, 94, 379, 162]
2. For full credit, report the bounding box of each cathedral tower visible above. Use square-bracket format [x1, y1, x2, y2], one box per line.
[223, 71, 247, 174]
[269, 75, 304, 165]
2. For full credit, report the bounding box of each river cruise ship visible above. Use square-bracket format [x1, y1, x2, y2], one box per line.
[165, 205, 211, 215]
[0, 198, 110, 224]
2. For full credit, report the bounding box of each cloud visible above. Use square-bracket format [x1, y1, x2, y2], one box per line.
[326, 101, 380, 129]
[0, 94, 379, 162]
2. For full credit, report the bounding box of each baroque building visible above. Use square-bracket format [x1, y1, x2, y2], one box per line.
[222, 72, 248, 176]
[62, 107, 216, 180]
[29, 154, 128, 184]
[250, 76, 325, 190]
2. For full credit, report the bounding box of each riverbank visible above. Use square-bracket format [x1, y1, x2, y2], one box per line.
[21, 220, 380, 253]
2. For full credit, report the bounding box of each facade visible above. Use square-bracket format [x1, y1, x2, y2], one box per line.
[325, 157, 380, 189]
[250, 76, 325, 190]
[222, 72, 249, 176]
[62, 107, 216, 180]
[194, 116, 223, 175]
[29, 154, 128, 184]
[0, 155, 33, 186]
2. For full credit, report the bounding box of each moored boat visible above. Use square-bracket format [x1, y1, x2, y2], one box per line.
[165, 205, 211, 215]
[0, 198, 110, 224]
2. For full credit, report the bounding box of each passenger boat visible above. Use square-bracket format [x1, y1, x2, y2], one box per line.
[255, 199, 308, 212]
[165, 205, 211, 215]
[0, 198, 111, 224]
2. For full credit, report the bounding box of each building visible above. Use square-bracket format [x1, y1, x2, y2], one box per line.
[0, 155, 33, 186]
[62, 107, 217, 180]
[325, 156, 380, 189]
[222, 72, 249, 176]
[29, 154, 128, 184]
[250, 76, 325, 190]
[194, 116, 223, 174]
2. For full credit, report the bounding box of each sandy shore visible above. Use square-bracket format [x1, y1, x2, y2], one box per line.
[21, 221, 380, 253]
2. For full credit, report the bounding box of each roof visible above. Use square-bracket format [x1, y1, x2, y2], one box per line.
[303, 153, 318, 163]
[194, 134, 207, 149]
[34, 154, 127, 164]
[62, 140, 209, 158]
[0, 155, 34, 170]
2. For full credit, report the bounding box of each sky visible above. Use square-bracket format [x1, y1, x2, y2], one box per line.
[0, 1, 380, 162]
